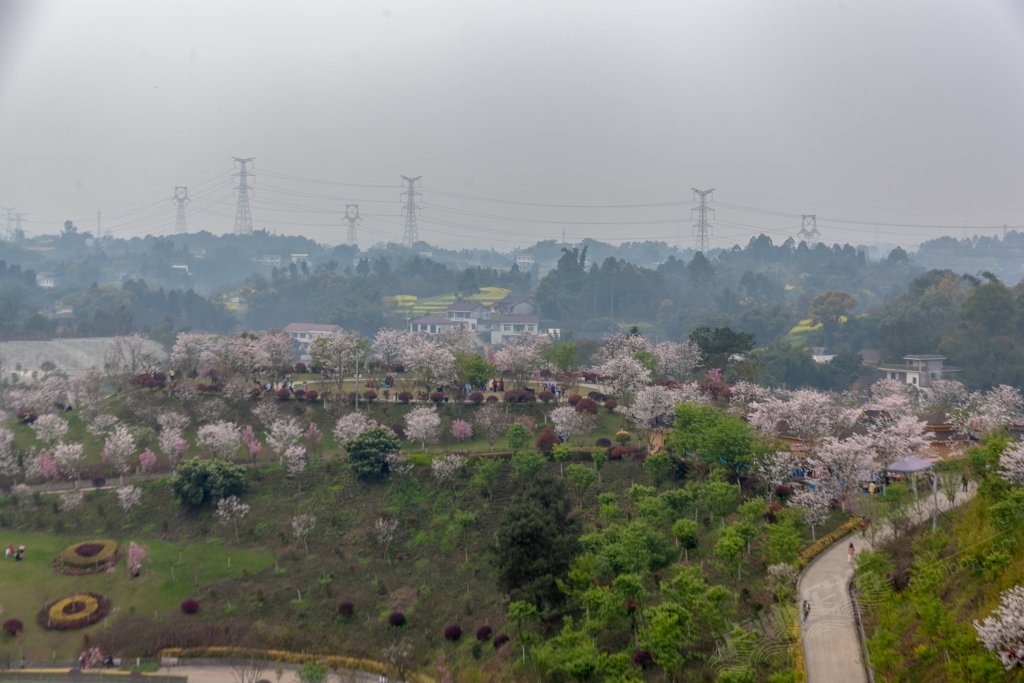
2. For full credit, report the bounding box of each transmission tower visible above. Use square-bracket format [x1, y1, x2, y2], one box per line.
[96, 208, 102, 238]
[343, 204, 363, 246]
[691, 188, 715, 253]
[401, 175, 421, 248]
[798, 214, 820, 244]
[233, 157, 255, 234]
[14, 212, 27, 236]
[1, 207, 14, 240]
[173, 186, 190, 234]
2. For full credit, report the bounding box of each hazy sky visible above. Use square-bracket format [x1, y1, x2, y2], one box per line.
[1, 0, 1023, 250]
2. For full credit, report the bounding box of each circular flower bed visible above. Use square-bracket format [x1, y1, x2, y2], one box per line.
[55, 540, 119, 574]
[39, 593, 110, 630]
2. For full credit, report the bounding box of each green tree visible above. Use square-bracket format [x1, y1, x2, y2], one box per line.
[345, 426, 400, 481]
[764, 517, 803, 565]
[298, 661, 328, 683]
[454, 351, 495, 392]
[507, 599, 540, 664]
[714, 525, 747, 582]
[531, 619, 599, 681]
[566, 463, 597, 507]
[470, 457, 501, 497]
[171, 458, 247, 508]
[551, 443, 572, 477]
[671, 518, 699, 561]
[544, 341, 579, 373]
[510, 450, 547, 479]
[494, 476, 581, 608]
[506, 423, 530, 454]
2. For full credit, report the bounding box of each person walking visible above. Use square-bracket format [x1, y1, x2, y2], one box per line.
[802, 600, 811, 624]
[961, 475, 968, 493]
[847, 542, 855, 563]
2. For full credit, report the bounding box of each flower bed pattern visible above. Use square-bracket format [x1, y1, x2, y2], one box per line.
[55, 539, 119, 574]
[38, 592, 110, 630]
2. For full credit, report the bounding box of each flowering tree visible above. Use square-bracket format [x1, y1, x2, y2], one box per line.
[67, 370, 104, 418]
[170, 332, 217, 377]
[137, 448, 158, 473]
[956, 385, 1024, 439]
[431, 454, 466, 491]
[117, 485, 143, 513]
[595, 353, 652, 405]
[283, 444, 308, 477]
[50, 442, 84, 485]
[474, 403, 509, 447]
[405, 406, 442, 451]
[451, 419, 473, 442]
[372, 328, 406, 372]
[30, 451, 60, 481]
[158, 428, 188, 466]
[0, 427, 17, 478]
[87, 413, 119, 438]
[748, 390, 859, 444]
[241, 425, 262, 462]
[622, 385, 681, 444]
[291, 513, 317, 555]
[592, 332, 650, 366]
[651, 340, 702, 381]
[31, 414, 68, 445]
[402, 335, 458, 392]
[215, 495, 251, 542]
[868, 379, 917, 419]
[127, 541, 148, 576]
[374, 517, 400, 564]
[267, 418, 304, 461]
[197, 421, 241, 459]
[925, 379, 968, 412]
[493, 333, 550, 388]
[728, 381, 775, 413]
[807, 434, 877, 511]
[310, 329, 366, 394]
[436, 327, 476, 354]
[788, 487, 830, 540]
[105, 334, 157, 384]
[251, 402, 280, 428]
[548, 406, 595, 444]
[867, 414, 930, 471]
[334, 412, 370, 443]
[103, 424, 137, 481]
[999, 442, 1024, 486]
[158, 411, 190, 434]
[305, 423, 322, 444]
[385, 452, 414, 478]
[752, 449, 795, 501]
[255, 330, 296, 385]
[975, 584, 1024, 670]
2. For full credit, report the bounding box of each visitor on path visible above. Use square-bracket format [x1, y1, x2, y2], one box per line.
[4, 544, 12, 558]
[961, 475, 968, 493]
[802, 600, 811, 624]
[847, 542, 855, 563]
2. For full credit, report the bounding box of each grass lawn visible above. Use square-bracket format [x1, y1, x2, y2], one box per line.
[0, 531, 273, 664]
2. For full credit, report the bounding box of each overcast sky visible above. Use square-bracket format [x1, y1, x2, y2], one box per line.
[1, 0, 1023, 251]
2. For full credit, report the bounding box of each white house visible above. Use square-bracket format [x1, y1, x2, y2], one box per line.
[489, 314, 541, 345]
[284, 322, 340, 362]
[408, 315, 462, 335]
[445, 300, 491, 331]
[876, 354, 960, 388]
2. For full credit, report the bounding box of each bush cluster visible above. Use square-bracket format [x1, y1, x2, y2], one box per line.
[180, 599, 200, 615]
[443, 624, 462, 641]
[337, 601, 354, 617]
[57, 539, 119, 572]
[474, 625, 493, 641]
[387, 611, 406, 627]
[492, 634, 510, 648]
[2, 619, 23, 636]
[39, 593, 110, 631]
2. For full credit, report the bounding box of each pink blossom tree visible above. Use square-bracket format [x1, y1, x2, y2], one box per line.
[548, 406, 595, 444]
[436, 327, 476, 354]
[305, 422, 322, 444]
[975, 584, 1024, 670]
[405, 406, 442, 451]
[241, 425, 263, 463]
[333, 412, 370, 443]
[474, 403, 509, 447]
[956, 385, 1024, 439]
[450, 419, 473, 442]
[197, 421, 241, 459]
[53, 442, 85, 486]
[215, 495, 250, 542]
[137, 448, 158, 474]
[493, 333, 551, 388]
[117, 485, 143, 513]
[158, 429, 188, 466]
[127, 541, 148, 576]
[31, 451, 60, 481]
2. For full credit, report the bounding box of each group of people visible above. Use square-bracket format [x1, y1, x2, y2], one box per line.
[4, 544, 25, 561]
[487, 378, 505, 393]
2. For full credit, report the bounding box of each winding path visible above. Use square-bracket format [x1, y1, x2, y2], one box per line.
[798, 485, 975, 683]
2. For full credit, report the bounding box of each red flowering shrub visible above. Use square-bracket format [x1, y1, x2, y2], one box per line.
[603, 399, 618, 412]
[493, 634, 510, 648]
[363, 390, 377, 403]
[180, 599, 200, 615]
[3, 619, 23, 636]
[277, 388, 291, 401]
[306, 390, 318, 401]
[575, 398, 599, 415]
[293, 389, 306, 400]
[468, 391, 484, 404]
[388, 611, 406, 627]
[443, 624, 462, 641]
[567, 395, 583, 407]
[430, 391, 445, 403]
[294, 362, 307, 373]
[609, 446, 630, 460]
[397, 391, 412, 404]
[595, 437, 612, 448]
[632, 649, 654, 668]
[485, 395, 499, 403]
[537, 390, 554, 403]
[475, 625, 493, 641]
[535, 427, 558, 454]
[338, 601, 354, 617]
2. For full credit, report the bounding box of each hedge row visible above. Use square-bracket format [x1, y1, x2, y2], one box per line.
[795, 518, 864, 570]
[157, 647, 434, 683]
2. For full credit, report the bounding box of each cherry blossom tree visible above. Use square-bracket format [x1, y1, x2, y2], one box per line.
[87, 414, 119, 438]
[215, 495, 251, 542]
[0, 427, 16, 478]
[7, 374, 69, 416]
[406, 406, 442, 451]
[374, 517, 400, 564]
[748, 390, 859, 444]
[30, 451, 60, 481]
[31, 414, 68, 445]
[431, 454, 466, 491]
[436, 327, 477, 354]
[291, 513, 317, 555]
[158, 411, 190, 434]
[127, 541, 148, 576]
[372, 328, 406, 372]
[728, 381, 775, 413]
[385, 452, 414, 478]
[999, 442, 1024, 486]
[474, 403, 509, 447]
[548, 406, 595, 444]
[255, 330, 296, 385]
[310, 329, 366, 394]
[595, 353, 652, 405]
[493, 332, 551, 388]
[925, 379, 968, 412]
[283, 444, 308, 477]
[788, 487, 830, 540]
[622, 385, 681, 444]
[868, 414, 930, 470]
[158, 428, 188, 466]
[197, 421, 241, 460]
[267, 418, 304, 461]
[867, 378, 917, 419]
[103, 424, 137, 482]
[402, 335, 458, 392]
[752, 449, 795, 501]
[956, 385, 1024, 439]
[216, 334, 258, 377]
[117, 485, 143, 513]
[975, 584, 1024, 670]
[251, 401, 279, 427]
[305, 422, 322, 444]
[592, 332, 650, 366]
[67, 370, 104, 418]
[451, 419, 473, 442]
[170, 332, 217, 377]
[651, 340, 702, 381]
[807, 433, 877, 511]
[334, 412, 370, 443]
[241, 425, 263, 462]
[105, 334, 157, 384]
[53, 442, 85, 485]
[137, 448, 158, 474]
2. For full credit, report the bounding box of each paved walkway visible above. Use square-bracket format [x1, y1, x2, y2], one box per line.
[155, 664, 384, 683]
[798, 485, 974, 683]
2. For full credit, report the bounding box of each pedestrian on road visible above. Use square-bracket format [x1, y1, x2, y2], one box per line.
[847, 542, 855, 563]
[961, 475, 968, 493]
[802, 600, 810, 624]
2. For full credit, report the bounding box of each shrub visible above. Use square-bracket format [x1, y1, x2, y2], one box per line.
[493, 634, 510, 648]
[397, 391, 412, 404]
[485, 395, 499, 403]
[40, 593, 110, 630]
[172, 459, 247, 508]
[575, 397, 599, 415]
[294, 362, 307, 373]
[362, 390, 377, 403]
[468, 391, 484, 404]
[504, 389, 535, 403]
[587, 391, 607, 402]
[567, 395, 583, 406]
[603, 398, 618, 412]
[389, 423, 405, 438]
[775, 484, 794, 499]
[293, 389, 306, 400]
[3, 619, 23, 636]
[443, 624, 462, 641]
[430, 391, 445, 403]
[306, 390, 318, 401]
[180, 599, 200, 615]
[535, 427, 559, 454]
[387, 612, 406, 627]
[475, 625, 493, 641]
[595, 437, 612, 448]
[58, 539, 119, 571]
[277, 388, 291, 401]
[537, 390, 554, 403]
[632, 649, 654, 668]
[337, 602, 354, 617]
[609, 446, 630, 460]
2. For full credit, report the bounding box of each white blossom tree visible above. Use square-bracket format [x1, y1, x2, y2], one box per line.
[197, 421, 241, 459]
[283, 444, 308, 478]
[255, 330, 296, 385]
[622, 385, 681, 445]
[158, 428, 188, 466]
[0, 427, 16, 478]
[975, 584, 1024, 670]
[333, 412, 370, 443]
[431, 454, 466, 491]
[53, 442, 85, 486]
[592, 332, 650, 366]
[436, 327, 476, 354]
[117, 485, 143, 513]
[474, 403, 509, 447]
[595, 353, 652, 405]
[999, 442, 1024, 486]
[170, 332, 217, 377]
[103, 424, 136, 482]
[548, 406, 596, 444]
[807, 433, 877, 511]
[752, 449, 795, 501]
[789, 487, 830, 540]
[251, 401, 280, 428]
[956, 385, 1024, 439]
[372, 328, 406, 372]
[59, 490, 85, 513]
[266, 418, 304, 461]
[493, 332, 550, 388]
[374, 517, 400, 564]
[651, 340, 702, 381]
[215, 495, 251, 542]
[31, 414, 68, 445]
[405, 406, 442, 451]
[310, 329, 366, 394]
[385, 452, 414, 478]
[291, 513, 317, 555]
[402, 335, 458, 392]
[87, 413, 119, 438]
[105, 334, 157, 384]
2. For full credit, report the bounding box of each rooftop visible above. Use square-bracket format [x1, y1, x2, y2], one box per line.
[283, 323, 340, 333]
